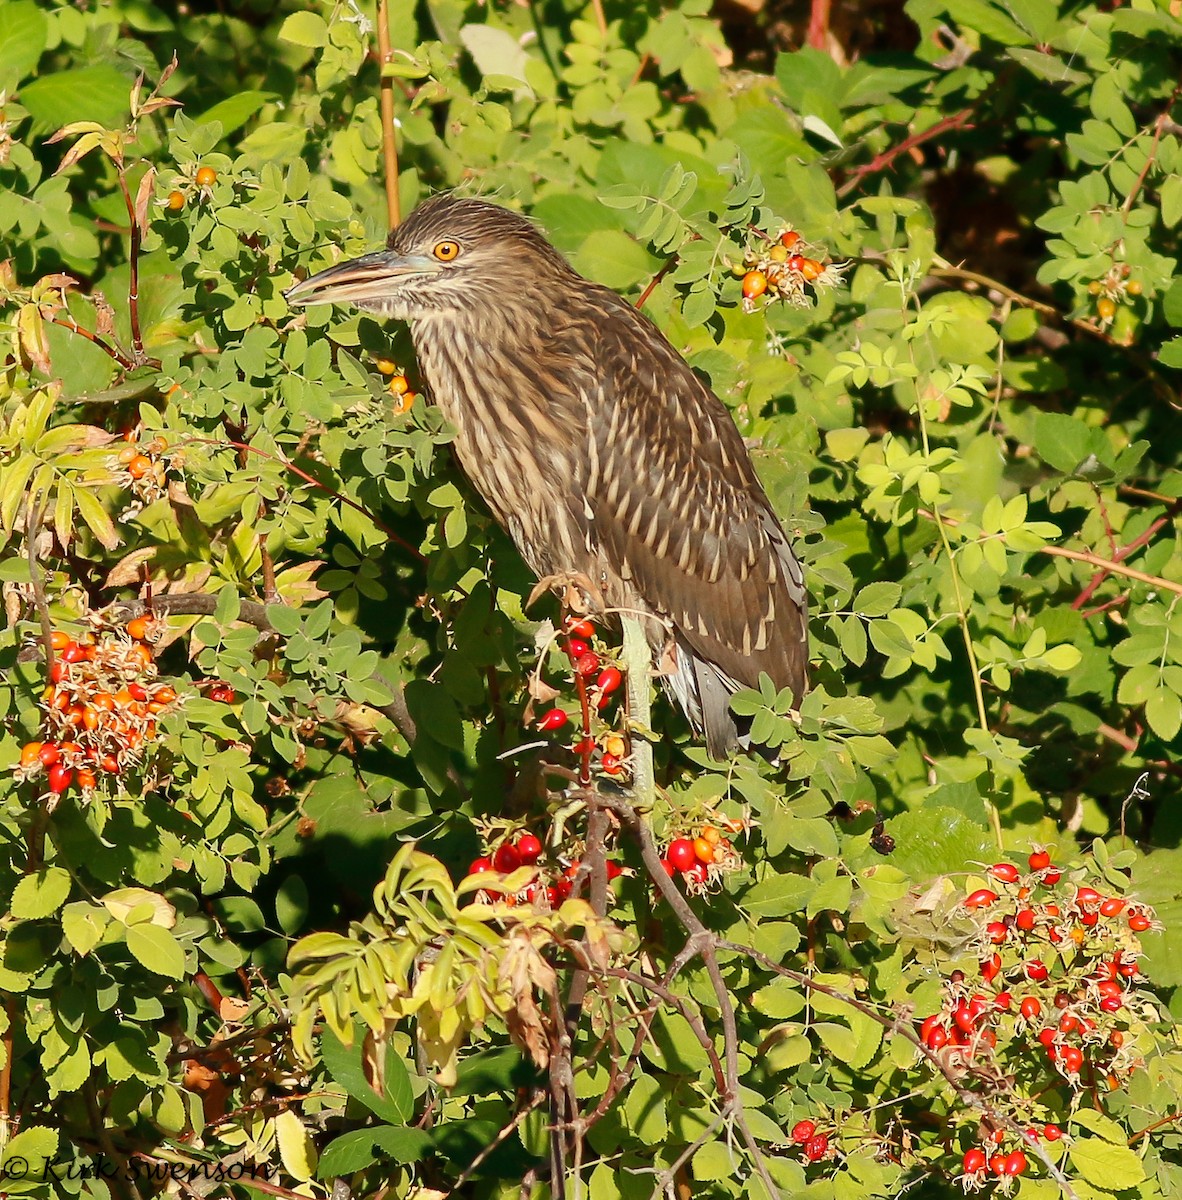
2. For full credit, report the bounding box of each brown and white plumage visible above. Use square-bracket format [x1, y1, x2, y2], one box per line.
[286, 194, 808, 757]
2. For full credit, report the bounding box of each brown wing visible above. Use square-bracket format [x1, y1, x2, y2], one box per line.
[570, 291, 808, 745]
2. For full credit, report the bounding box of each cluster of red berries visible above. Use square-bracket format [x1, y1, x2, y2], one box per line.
[465, 831, 623, 908]
[1087, 263, 1141, 324]
[659, 821, 743, 894]
[13, 622, 178, 799]
[738, 230, 845, 312]
[916, 849, 1159, 1191]
[532, 617, 627, 779]
[110, 431, 175, 517]
[790, 1119, 833, 1164]
[372, 358, 420, 415]
[958, 1139, 1034, 1191]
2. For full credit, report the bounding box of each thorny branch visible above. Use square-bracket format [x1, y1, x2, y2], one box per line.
[591, 789, 781, 1200]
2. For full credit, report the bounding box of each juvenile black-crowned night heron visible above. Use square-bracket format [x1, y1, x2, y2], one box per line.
[285, 194, 808, 757]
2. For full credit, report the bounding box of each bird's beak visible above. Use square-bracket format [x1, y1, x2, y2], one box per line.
[284, 250, 443, 308]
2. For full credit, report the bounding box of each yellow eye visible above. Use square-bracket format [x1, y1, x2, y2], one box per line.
[433, 240, 460, 261]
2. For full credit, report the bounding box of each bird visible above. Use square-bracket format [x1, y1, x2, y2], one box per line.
[285, 194, 808, 758]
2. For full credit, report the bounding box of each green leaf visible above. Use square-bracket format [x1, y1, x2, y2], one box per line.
[1068, 1136, 1145, 1190]
[125, 923, 186, 979]
[0, 1126, 59, 1194]
[459, 24, 532, 89]
[20, 66, 130, 130]
[316, 1128, 382, 1177]
[275, 874, 309, 935]
[279, 11, 329, 47]
[1161, 175, 1182, 229]
[1032, 412, 1102, 475]
[854, 581, 901, 617]
[73, 486, 120, 550]
[1145, 688, 1182, 742]
[275, 1108, 318, 1182]
[884, 807, 993, 878]
[320, 1026, 413, 1125]
[0, 1, 47, 89]
[10, 866, 71, 919]
[692, 1141, 735, 1181]
[61, 902, 109, 956]
[1163, 279, 1182, 327]
[193, 91, 277, 138]
[740, 874, 815, 917]
[573, 230, 656, 289]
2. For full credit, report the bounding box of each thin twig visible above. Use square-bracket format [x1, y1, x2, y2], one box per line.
[375, 0, 402, 229]
[594, 790, 780, 1199]
[0, 996, 15, 1146]
[447, 1090, 547, 1194]
[187, 437, 426, 563]
[46, 315, 137, 370]
[1070, 509, 1178, 611]
[85, 1084, 144, 1200]
[634, 256, 677, 310]
[1122, 85, 1182, 217]
[837, 108, 974, 198]
[916, 510, 1182, 604]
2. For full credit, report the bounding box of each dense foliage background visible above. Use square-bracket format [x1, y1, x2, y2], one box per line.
[3, 0, 1182, 1196]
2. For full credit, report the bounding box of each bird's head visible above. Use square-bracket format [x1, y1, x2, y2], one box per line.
[284, 194, 574, 323]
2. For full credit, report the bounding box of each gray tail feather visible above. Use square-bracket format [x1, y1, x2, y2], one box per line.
[661, 638, 743, 760]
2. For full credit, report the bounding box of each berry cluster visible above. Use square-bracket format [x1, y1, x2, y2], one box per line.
[1086, 263, 1142, 325]
[738, 230, 845, 312]
[110, 431, 176, 518]
[790, 1119, 833, 1164]
[917, 849, 1159, 1191]
[465, 831, 623, 908]
[659, 821, 744, 893]
[531, 617, 627, 780]
[13, 623, 178, 799]
[164, 162, 218, 211]
[372, 358, 420, 415]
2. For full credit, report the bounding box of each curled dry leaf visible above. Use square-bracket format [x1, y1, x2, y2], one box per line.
[498, 926, 556, 1070]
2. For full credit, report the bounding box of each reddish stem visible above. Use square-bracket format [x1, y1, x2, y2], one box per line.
[837, 107, 975, 198]
[1071, 511, 1175, 611]
[116, 170, 144, 359]
[806, 0, 831, 50]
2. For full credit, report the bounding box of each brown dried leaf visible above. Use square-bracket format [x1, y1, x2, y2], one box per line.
[52, 131, 106, 176]
[332, 700, 383, 743]
[134, 165, 156, 238]
[33, 274, 79, 305]
[498, 928, 555, 1070]
[362, 1027, 391, 1102]
[274, 560, 329, 604]
[158, 53, 180, 92]
[218, 996, 252, 1023]
[527, 674, 560, 705]
[103, 547, 158, 589]
[92, 291, 117, 338]
[129, 73, 145, 119]
[45, 121, 105, 144]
